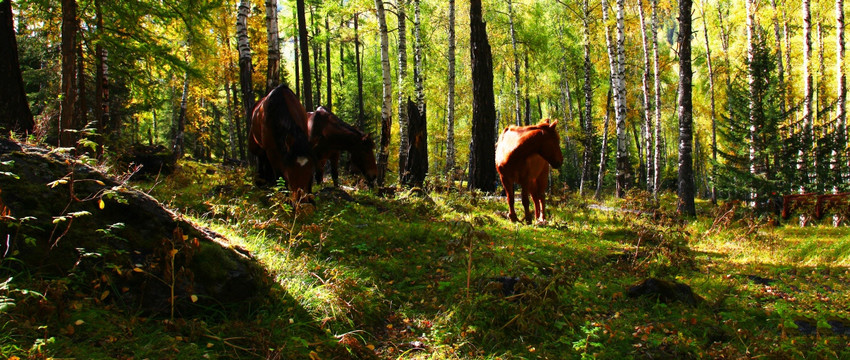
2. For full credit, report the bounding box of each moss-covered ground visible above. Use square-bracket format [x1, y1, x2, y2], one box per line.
[2, 159, 849, 359]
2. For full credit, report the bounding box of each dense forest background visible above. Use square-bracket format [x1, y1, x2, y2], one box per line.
[2, 0, 849, 203]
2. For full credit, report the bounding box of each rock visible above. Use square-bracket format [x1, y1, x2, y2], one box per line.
[118, 144, 176, 178]
[627, 278, 705, 306]
[0, 138, 269, 316]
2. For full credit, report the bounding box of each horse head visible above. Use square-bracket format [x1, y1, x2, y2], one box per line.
[539, 119, 564, 169]
[352, 133, 378, 188]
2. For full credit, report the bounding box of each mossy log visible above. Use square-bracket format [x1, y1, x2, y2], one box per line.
[0, 138, 268, 316]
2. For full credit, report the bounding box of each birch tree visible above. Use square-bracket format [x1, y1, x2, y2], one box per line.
[677, 0, 695, 216]
[265, 0, 280, 92]
[638, 0, 654, 192]
[836, 0, 847, 187]
[580, 0, 593, 196]
[701, 0, 717, 203]
[375, 0, 393, 186]
[445, 0, 457, 177]
[397, 0, 409, 179]
[653, 0, 663, 196]
[614, 0, 629, 197]
[508, 0, 522, 126]
[801, 0, 813, 190]
[236, 0, 254, 152]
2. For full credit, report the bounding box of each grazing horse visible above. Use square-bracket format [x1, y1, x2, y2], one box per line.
[307, 106, 378, 188]
[248, 85, 315, 195]
[495, 119, 564, 223]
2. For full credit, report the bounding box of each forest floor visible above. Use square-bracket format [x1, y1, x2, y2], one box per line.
[2, 158, 850, 359]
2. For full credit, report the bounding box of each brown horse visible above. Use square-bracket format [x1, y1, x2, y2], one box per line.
[248, 85, 315, 195]
[307, 106, 377, 188]
[496, 119, 564, 223]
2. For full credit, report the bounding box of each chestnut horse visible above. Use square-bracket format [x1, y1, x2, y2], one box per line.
[496, 119, 564, 223]
[307, 106, 377, 188]
[248, 85, 315, 195]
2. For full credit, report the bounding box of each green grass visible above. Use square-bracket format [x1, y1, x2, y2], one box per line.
[2, 159, 850, 359]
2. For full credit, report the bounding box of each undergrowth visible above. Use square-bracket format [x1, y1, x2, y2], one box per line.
[2, 159, 849, 359]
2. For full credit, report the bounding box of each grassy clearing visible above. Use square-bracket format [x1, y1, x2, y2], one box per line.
[2, 159, 849, 359]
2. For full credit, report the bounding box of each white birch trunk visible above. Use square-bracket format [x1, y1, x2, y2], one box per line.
[614, 0, 629, 197]
[265, 0, 280, 92]
[375, 0, 393, 186]
[397, 0, 409, 179]
[837, 0, 847, 187]
[508, 0, 522, 126]
[639, 0, 654, 193]
[802, 0, 813, 191]
[652, 0, 663, 196]
[445, 0, 456, 176]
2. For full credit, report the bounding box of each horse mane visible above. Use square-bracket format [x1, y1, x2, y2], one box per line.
[266, 84, 312, 160]
[318, 107, 373, 148]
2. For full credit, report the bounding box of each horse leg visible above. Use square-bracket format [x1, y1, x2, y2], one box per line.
[535, 171, 549, 223]
[500, 174, 518, 222]
[314, 158, 326, 187]
[330, 151, 340, 187]
[521, 186, 532, 224]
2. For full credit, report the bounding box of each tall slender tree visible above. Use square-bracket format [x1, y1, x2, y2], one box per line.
[445, 0, 457, 177]
[614, 0, 630, 197]
[701, 0, 717, 204]
[236, 0, 254, 156]
[652, 0, 663, 196]
[354, 13, 364, 129]
[297, 0, 313, 111]
[596, 88, 613, 199]
[677, 0, 695, 216]
[60, 0, 78, 147]
[0, 0, 34, 134]
[836, 0, 847, 187]
[580, 0, 593, 196]
[468, 0, 497, 192]
[266, 0, 280, 92]
[397, 0, 409, 179]
[801, 0, 813, 190]
[94, 0, 109, 150]
[375, 0, 393, 186]
[638, 0, 654, 192]
[325, 14, 332, 110]
[508, 0, 522, 126]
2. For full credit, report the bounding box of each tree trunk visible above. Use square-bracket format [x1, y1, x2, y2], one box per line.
[397, 0, 409, 180]
[468, 0, 497, 192]
[297, 0, 313, 111]
[580, 0, 593, 196]
[375, 0, 392, 186]
[652, 0, 663, 196]
[508, 0, 522, 126]
[701, 0, 717, 204]
[310, 5, 320, 108]
[771, 0, 786, 115]
[174, 73, 188, 158]
[639, 0, 654, 193]
[678, 0, 695, 216]
[0, 0, 34, 135]
[837, 0, 847, 187]
[325, 14, 332, 110]
[236, 0, 254, 160]
[265, 0, 280, 92]
[413, 0, 424, 118]
[232, 83, 246, 160]
[614, 0, 630, 197]
[354, 13, 364, 129]
[294, 9, 300, 100]
[445, 0, 456, 176]
[94, 0, 109, 152]
[75, 29, 87, 136]
[802, 0, 813, 191]
[402, 99, 427, 187]
[60, 0, 77, 147]
[595, 88, 613, 200]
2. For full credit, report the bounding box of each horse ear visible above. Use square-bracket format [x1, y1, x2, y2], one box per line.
[549, 119, 559, 128]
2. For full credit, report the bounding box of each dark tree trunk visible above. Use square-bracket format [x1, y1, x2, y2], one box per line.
[294, 10, 300, 100]
[237, 0, 254, 160]
[0, 0, 34, 135]
[75, 31, 87, 134]
[174, 73, 188, 158]
[94, 0, 109, 154]
[310, 5, 320, 108]
[402, 99, 428, 187]
[60, 0, 77, 147]
[297, 0, 313, 111]
[677, 0, 695, 216]
[325, 14, 332, 111]
[467, 0, 497, 192]
[354, 13, 364, 129]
